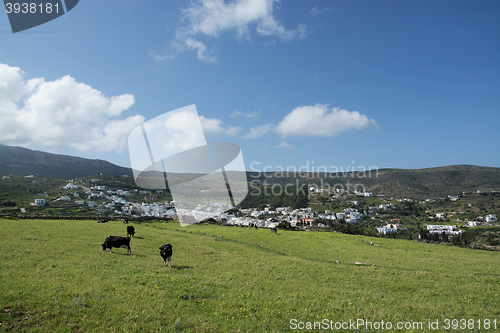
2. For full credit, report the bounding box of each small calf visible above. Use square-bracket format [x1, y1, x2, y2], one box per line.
[159, 243, 173, 268]
[127, 225, 135, 237]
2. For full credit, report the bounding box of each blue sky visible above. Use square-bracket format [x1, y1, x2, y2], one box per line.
[1, 0, 499, 172]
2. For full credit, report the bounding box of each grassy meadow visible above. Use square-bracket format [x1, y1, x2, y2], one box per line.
[0, 218, 499, 332]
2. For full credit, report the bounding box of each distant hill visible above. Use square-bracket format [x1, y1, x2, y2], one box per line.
[361, 165, 500, 198]
[1, 144, 499, 198]
[0, 144, 133, 180]
[246, 165, 500, 199]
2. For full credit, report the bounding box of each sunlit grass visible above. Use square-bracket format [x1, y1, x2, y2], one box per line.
[0, 219, 498, 332]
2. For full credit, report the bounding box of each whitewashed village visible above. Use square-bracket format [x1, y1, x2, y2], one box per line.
[18, 175, 498, 247]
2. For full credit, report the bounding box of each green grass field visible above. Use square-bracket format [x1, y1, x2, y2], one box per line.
[0, 218, 498, 332]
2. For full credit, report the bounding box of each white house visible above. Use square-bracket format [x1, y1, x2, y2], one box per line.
[34, 199, 45, 206]
[485, 214, 498, 223]
[436, 213, 447, 219]
[345, 212, 363, 223]
[88, 201, 96, 208]
[468, 221, 480, 227]
[377, 223, 405, 234]
[364, 192, 373, 197]
[60, 196, 71, 201]
[379, 204, 394, 211]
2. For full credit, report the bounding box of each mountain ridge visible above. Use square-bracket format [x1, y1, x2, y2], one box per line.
[0, 144, 133, 179]
[1, 144, 499, 199]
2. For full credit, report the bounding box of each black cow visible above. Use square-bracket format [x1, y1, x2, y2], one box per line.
[102, 236, 131, 255]
[270, 227, 277, 234]
[159, 243, 173, 267]
[127, 225, 135, 237]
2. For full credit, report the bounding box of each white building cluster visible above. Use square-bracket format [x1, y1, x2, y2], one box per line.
[427, 225, 463, 235]
[63, 183, 80, 190]
[377, 223, 406, 235]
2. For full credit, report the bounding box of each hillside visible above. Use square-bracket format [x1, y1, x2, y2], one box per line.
[0, 144, 132, 179]
[1, 144, 499, 199]
[248, 165, 500, 199]
[356, 165, 500, 199]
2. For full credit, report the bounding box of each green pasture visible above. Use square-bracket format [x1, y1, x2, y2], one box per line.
[0, 218, 498, 332]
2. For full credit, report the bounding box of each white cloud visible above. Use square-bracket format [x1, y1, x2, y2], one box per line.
[244, 123, 275, 139]
[230, 110, 242, 117]
[0, 63, 144, 152]
[276, 141, 293, 149]
[200, 115, 240, 136]
[275, 104, 378, 137]
[185, 37, 217, 64]
[230, 109, 260, 120]
[171, 0, 307, 62]
[310, 6, 334, 15]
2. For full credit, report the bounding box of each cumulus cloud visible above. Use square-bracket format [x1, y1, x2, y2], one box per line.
[230, 109, 260, 120]
[275, 104, 378, 137]
[244, 123, 275, 139]
[200, 115, 240, 136]
[169, 0, 307, 62]
[0, 63, 144, 152]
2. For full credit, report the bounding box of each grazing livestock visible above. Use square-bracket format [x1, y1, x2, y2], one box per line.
[127, 225, 135, 237]
[270, 227, 277, 234]
[159, 243, 173, 267]
[102, 236, 131, 255]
